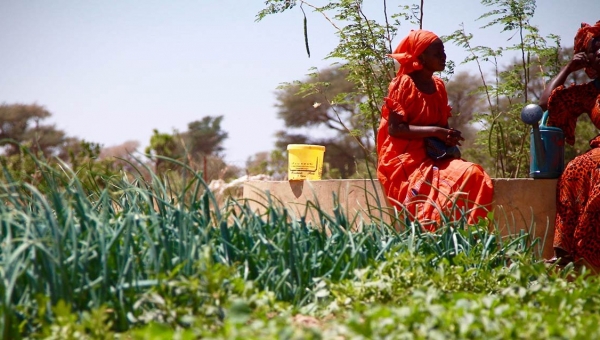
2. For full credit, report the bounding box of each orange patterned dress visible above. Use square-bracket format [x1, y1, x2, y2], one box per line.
[547, 79, 600, 267]
[376, 74, 494, 230]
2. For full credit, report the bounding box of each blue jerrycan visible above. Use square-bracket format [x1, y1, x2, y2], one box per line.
[521, 104, 565, 179]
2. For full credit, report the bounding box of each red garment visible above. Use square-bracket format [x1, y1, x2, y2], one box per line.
[546, 81, 600, 145]
[548, 80, 600, 267]
[388, 30, 440, 76]
[574, 21, 600, 78]
[377, 74, 494, 230]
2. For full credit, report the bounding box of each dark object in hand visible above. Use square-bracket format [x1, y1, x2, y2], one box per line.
[424, 137, 461, 160]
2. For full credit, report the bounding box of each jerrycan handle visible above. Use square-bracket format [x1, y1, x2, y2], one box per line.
[540, 110, 550, 127]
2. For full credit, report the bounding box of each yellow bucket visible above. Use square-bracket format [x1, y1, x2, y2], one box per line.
[287, 144, 326, 180]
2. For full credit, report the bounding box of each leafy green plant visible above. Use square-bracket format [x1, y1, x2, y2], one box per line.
[444, 0, 568, 177]
[258, 0, 590, 178]
[0, 151, 543, 338]
[257, 0, 417, 174]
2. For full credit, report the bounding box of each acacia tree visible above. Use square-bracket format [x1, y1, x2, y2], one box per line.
[259, 0, 585, 178]
[444, 0, 584, 177]
[445, 71, 487, 147]
[0, 103, 104, 167]
[0, 103, 64, 157]
[0, 103, 114, 186]
[257, 0, 412, 175]
[274, 66, 375, 177]
[183, 116, 228, 157]
[145, 116, 240, 181]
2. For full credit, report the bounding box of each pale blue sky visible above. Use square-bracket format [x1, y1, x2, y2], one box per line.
[1, 1, 599, 167]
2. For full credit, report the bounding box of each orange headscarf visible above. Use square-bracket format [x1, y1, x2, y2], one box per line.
[574, 20, 600, 78]
[388, 30, 440, 77]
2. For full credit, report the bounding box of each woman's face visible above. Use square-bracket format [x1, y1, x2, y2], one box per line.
[419, 39, 446, 73]
[586, 36, 600, 72]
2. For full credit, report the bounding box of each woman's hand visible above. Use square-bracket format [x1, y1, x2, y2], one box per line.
[540, 51, 590, 110]
[567, 52, 589, 73]
[442, 128, 464, 146]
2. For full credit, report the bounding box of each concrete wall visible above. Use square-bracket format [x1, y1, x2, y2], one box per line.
[242, 178, 557, 259]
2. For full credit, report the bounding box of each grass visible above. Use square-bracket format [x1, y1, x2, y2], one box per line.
[0, 156, 590, 339]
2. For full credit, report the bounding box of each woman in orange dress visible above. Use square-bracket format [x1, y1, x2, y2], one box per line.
[540, 21, 600, 268]
[377, 30, 494, 231]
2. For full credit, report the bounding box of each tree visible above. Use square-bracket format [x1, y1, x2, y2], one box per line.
[58, 137, 102, 168]
[98, 140, 143, 175]
[145, 129, 182, 174]
[246, 150, 287, 179]
[258, 1, 413, 176]
[180, 116, 231, 181]
[277, 67, 358, 133]
[0, 103, 64, 157]
[259, 0, 586, 178]
[274, 66, 374, 178]
[445, 71, 487, 147]
[145, 116, 235, 181]
[0, 103, 125, 187]
[0, 103, 92, 176]
[183, 116, 228, 157]
[444, 0, 570, 177]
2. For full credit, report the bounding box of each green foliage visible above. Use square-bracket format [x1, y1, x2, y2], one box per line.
[261, 1, 415, 177]
[0, 103, 55, 156]
[60, 138, 103, 171]
[145, 128, 182, 174]
[274, 66, 376, 178]
[0, 139, 121, 194]
[0, 153, 551, 338]
[322, 0, 402, 137]
[0, 103, 129, 187]
[445, 71, 487, 146]
[565, 114, 600, 163]
[184, 115, 228, 157]
[260, 0, 599, 178]
[255, 0, 298, 21]
[303, 262, 600, 339]
[246, 150, 287, 178]
[30, 301, 115, 340]
[145, 117, 239, 181]
[445, 0, 569, 177]
[125, 247, 246, 330]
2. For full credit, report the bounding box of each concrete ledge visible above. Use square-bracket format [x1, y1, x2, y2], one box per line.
[242, 178, 557, 259]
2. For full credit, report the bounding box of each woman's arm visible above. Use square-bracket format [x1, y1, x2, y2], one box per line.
[539, 52, 589, 111]
[388, 112, 464, 146]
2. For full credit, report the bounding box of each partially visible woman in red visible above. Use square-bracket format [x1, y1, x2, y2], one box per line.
[377, 29, 494, 231]
[540, 21, 600, 268]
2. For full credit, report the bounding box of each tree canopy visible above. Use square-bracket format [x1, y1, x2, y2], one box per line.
[274, 66, 375, 178]
[184, 116, 228, 157]
[259, 0, 598, 178]
[0, 103, 63, 157]
[145, 115, 239, 181]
